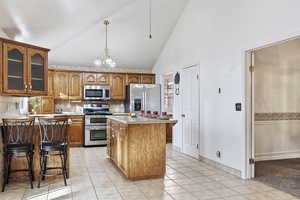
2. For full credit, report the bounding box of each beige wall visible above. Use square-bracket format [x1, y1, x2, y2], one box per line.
[254, 38, 300, 160]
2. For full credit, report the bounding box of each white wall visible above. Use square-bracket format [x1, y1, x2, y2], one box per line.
[153, 0, 300, 178]
[0, 28, 8, 38]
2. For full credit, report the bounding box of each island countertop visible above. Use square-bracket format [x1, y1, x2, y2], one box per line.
[106, 115, 177, 125]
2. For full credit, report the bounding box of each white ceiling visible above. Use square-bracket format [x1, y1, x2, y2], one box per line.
[0, 0, 188, 70]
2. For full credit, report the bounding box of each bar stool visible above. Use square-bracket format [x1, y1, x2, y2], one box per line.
[37, 117, 69, 188]
[1, 118, 35, 192]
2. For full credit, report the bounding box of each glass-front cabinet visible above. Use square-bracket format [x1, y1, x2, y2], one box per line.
[28, 48, 48, 95]
[3, 43, 27, 94]
[1, 40, 49, 96]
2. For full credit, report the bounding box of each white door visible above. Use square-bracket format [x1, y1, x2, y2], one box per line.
[181, 65, 200, 158]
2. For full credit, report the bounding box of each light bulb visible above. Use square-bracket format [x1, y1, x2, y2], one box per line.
[110, 61, 116, 68]
[94, 58, 102, 66]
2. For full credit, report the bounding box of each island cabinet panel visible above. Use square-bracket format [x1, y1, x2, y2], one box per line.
[126, 74, 141, 85]
[68, 115, 84, 147]
[68, 72, 82, 99]
[110, 73, 126, 100]
[53, 71, 69, 99]
[141, 74, 155, 84]
[107, 119, 167, 180]
[96, 73, 110, 85]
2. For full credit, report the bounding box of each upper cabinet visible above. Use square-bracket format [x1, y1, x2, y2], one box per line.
[1, 38, 50, 96]
[141, 74, 155, 84]
[110, 73, 126, 100]
[96, 73, 110, 85]
[83, 73, 97, 84]
[83, 72, 110, 85]
[53, 71, 69, 99]
[126, 74, 141, 85]
[53, 71, 82, 100]
[47, 70, 54, 97]
[68, 72, 82, 99]
[3, 43, 27, 94]
[28, 48, 48, 95]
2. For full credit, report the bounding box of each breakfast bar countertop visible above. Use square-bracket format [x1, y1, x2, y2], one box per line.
[106, 115, 177, 125]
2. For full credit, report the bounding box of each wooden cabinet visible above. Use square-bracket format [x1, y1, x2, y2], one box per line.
[28, 96, 54, 114]
[83, 73, 97, 84]
[110, 73, 126, 100]
[68, 116, 84, 147]
[118, 125, 128, 173]
[48, 70, 54, 97]
[141, 74, 155, 84]
[40, 97, 54, 114]
[110, 121, 119, 163]
[126, 74, 141, 85]
[3, 43, 27, 94]
[28, 48, 48, 96]
[68, 72, 82, 99]
[1, 38, 49, 96]
[97, 73, 110, 85]
[54, 71, 69, 99]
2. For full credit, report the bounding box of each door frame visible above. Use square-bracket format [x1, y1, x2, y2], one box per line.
[244, 35, 300, 179]
[181, 64, 201, 157]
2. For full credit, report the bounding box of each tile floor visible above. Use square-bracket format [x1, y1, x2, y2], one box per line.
[1, 145, 299, 200]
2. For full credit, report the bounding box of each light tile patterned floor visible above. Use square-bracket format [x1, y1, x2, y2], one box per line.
[1, 145, 299, 200]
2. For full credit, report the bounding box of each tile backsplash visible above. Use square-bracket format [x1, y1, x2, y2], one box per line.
[0, 96, 28, 117]
[54, 100, 125, 113]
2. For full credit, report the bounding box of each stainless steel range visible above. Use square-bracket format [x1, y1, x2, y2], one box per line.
[83, 103, 112, 147]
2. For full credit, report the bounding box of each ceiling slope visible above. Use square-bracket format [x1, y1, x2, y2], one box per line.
[0, 0, 188, 70]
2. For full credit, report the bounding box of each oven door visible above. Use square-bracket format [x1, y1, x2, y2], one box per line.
[85, 116, 107, 126]
[84, 126, 107, 146]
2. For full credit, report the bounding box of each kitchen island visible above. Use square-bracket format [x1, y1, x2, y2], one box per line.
[106, 116, 177, 180]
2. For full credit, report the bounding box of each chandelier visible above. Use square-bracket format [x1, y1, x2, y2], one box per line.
[94, 20, 116, 67]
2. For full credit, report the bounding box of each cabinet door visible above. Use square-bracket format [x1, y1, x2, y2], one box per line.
[68, 72, 82, 99]
[96, 73, 110, 85]
[41, 97, 54, 114]
[28, 48, 48, 95]
[111, 127, 118, 163]
[48, 70, 54, 97]
[126, 74, 141, 85]
[54, 71, 69, 99]
[83, 73, 97, 84]
[3, 43, 27, 94]
[0, 41, 2, 93]
[118, 125, 128, 173]
[68, 117, 83, 147]
[141, 74, 155, 84]
[110, 74, 126, 100]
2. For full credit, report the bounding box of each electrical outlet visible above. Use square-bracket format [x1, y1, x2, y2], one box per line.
[216, 151, 221, 158]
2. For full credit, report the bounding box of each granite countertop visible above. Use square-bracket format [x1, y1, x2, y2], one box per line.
[106, 116, 177, 125]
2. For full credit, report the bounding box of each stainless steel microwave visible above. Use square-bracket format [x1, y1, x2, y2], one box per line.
[84, 85, 110, 100]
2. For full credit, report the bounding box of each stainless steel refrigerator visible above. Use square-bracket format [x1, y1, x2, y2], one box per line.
[125, 84, 161, 113]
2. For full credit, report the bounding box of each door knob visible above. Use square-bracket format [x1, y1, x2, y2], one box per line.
[181, 114, 185, 118]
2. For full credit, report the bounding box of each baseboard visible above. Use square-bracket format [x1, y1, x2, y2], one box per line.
[198, 155, 242, 178]
[255, 150, 300, 161]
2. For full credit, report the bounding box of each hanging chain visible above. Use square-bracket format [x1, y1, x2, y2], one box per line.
[149, 0, 152, 39]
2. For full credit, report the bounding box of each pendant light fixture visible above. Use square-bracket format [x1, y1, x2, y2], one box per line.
[149, 0, 152, 39]
[94, 20, 116, 67]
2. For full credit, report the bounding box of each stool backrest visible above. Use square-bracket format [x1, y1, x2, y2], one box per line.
[38, 117, 69, 144]
[2, 118, 35, 146]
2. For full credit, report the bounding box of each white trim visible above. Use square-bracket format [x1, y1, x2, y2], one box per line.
[255, 150, 300, 161]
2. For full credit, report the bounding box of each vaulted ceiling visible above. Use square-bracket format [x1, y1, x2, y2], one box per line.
[0, 0, 188, 70]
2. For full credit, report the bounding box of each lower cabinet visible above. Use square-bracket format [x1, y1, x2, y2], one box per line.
[68, 116, 84, 147]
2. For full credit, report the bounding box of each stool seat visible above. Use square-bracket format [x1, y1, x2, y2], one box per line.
[7, 144, 34, 153]
[41, 142, 67, 152]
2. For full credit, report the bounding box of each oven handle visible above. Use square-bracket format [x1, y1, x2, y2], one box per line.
[85, 126, 107, 131]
